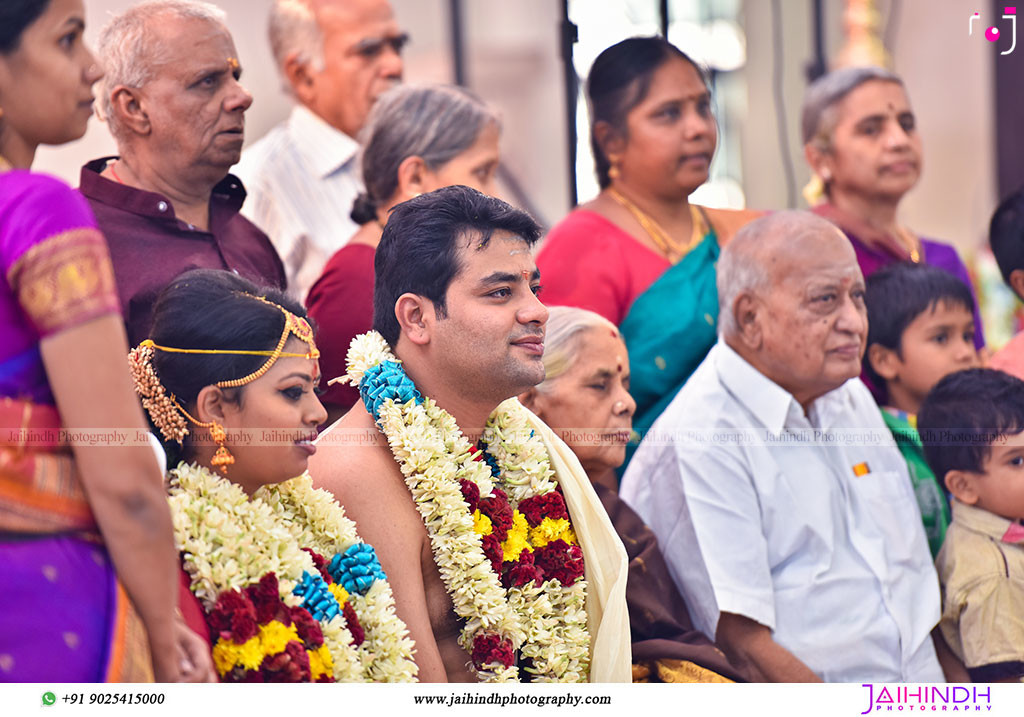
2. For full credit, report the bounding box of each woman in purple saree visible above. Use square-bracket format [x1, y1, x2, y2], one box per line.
[801, 66, 985, 357]
[0, 0, 213, 682]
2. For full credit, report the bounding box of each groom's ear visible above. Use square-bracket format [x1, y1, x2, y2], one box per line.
[394, 293, 433, 346]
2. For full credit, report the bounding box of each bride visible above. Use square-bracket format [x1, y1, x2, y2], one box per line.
[129, 268, 417, 682]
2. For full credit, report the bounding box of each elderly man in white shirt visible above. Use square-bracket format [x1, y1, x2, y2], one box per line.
[620, 210, 946, 683]
[235, 0, 406, 299]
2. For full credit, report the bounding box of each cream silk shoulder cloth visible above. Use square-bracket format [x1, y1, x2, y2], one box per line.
[519, 402, 632, 683]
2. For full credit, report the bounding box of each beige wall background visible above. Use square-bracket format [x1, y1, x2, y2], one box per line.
[35, 0, 995, 253]
[742, 0, 995, 254]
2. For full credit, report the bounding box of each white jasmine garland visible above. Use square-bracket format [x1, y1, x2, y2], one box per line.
[256, 475, 419, 682]
[169, 462, 418, 682]
[484, 401, 591, 682]
[375, 396, 523, 682]
[343, 332, 591, 682]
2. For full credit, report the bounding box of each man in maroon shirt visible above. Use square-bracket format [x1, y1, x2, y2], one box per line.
[80, 0, 285, 345]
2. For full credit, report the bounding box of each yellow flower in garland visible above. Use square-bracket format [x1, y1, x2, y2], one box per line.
[529, 518, 576, 549]
[212, 639, 239, 675]
[259, 621, 300, 656]
[328, 583, 349, 607]
[309, 644, 334, 681]
[501, 511, 531, 563]
[472, 510, 493, 537]
[212, 635, 264, 674]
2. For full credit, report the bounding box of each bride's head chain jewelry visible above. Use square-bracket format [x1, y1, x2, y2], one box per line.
[128, 294, 320, 446]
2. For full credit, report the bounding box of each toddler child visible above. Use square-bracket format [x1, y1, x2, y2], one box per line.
[918, 368, 1024, 682]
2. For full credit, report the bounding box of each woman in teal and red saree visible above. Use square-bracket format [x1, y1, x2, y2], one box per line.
[538, 37, 760, 462]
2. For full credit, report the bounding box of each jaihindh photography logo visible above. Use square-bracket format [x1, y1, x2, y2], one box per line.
[860, 685, 992, 714]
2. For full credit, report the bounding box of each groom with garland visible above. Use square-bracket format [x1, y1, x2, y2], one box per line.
[311, 186, 630, 682]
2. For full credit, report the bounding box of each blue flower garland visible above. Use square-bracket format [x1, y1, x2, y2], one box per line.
[360, 360, 422, 421]
[292, 571, 341, 621]
[292, 543, 387, 620]
[328, 544, 388, 595]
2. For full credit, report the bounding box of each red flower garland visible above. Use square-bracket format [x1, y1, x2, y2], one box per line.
[480, 533, 503, 575]
[466, 452, 586, 599]
[502, 549, 542, 589]
[470, 470, 583, 589]
[247, 573, 282, 625]
[478, 488, 513, 540]
[458, 478, 480, 513]
[208, 588, 258, 643]
[300, 548, 366, 644]
[464, 452, 586, 671]
[470, 633, 515, 670]
[203, 568, 372, 683]
[533, 540, 585, 584]
[342, 602, 365, 646]
[291, 605, 324, 646]
[261, 640, 311, 682]
[303, 547, 334, 584]
[517, 490, 569, 526]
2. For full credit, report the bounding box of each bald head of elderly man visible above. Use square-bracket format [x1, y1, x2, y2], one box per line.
[621, 211, 948, 683]
[79, 0, 285, 345]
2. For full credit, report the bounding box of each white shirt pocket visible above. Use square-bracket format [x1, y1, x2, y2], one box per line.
[852, 468, 929, 553]
[853, 468, 914, 504]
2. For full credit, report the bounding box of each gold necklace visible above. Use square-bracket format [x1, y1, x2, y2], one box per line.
[608, 187, 705, 261]
[894, 225, 922, 263]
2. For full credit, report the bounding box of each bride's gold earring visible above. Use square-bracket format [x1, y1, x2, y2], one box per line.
[209, 422, 234, 475]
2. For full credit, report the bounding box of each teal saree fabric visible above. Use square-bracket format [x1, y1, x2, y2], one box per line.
[619, 229, 720, 470]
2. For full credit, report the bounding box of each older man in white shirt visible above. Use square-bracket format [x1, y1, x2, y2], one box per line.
[620, 211, 946, 683]
[235, 0, 405, 299]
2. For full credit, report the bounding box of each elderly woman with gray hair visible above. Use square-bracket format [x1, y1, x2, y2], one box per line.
[802, 66, 984, 353]
[306, 84, 500, 420]
[519, 306, 748, 683]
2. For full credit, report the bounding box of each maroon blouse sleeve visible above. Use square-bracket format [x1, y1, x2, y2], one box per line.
[305, 244, 376, 410]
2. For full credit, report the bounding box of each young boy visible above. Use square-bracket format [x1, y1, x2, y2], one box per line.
[863, 261, 980, 556]
[918, 368, 1024, 682]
